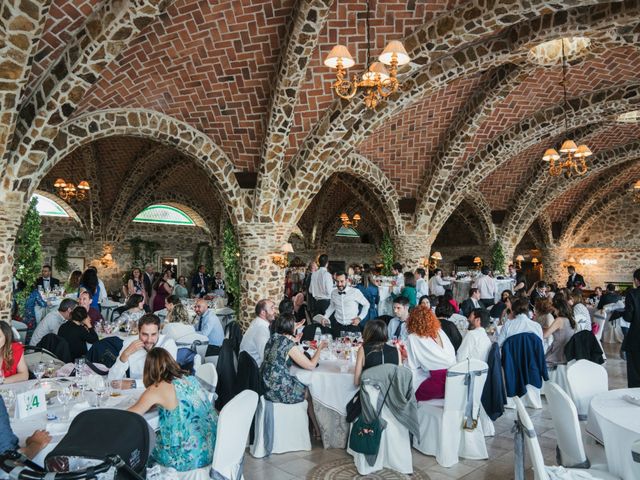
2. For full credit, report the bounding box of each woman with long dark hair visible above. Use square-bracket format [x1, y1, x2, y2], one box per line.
[119, 294, 146, 325]
[79, 268, 100, 310]
[151, 269, 173, 313]
[127, 268, 147, 303]
[353, 319, 400, 385]
[544, 296, 576, 367]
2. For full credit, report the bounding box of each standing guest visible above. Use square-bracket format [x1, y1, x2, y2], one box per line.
[194, 298, 224, 356]
[415, 268, 429, 299]
[79, 268, 101, 310]
[127, 268, 147, 302]
[58, 307, 99, 361]
[0, 396, 51, 458]
[356, 272, 379, 327]
[30, 298, 77, 347]
[460, 288, 483, 317]
[566, 266, 586, 290]
[191, 265, 211, 298]
[78, 290, 104, 326]
[497, 297, 543, 347]
[128, 348, 217, 472]
[597, 283, 622, 310]
[393, 272, 417, 308]
[544, 297, 576, 367]
[387, 296, 410, 342]
[0, 322, 28, 383]
[569, 291, 592, 332]
[428, 269, 451, 297]
[406, 305, 456, 401]
[11, 265, 24, 318]
[435, 302, 463, 352]
[109, 314, 178, 381]
[65, 270, 82, 295]
[303, 261, 318, 313]
[240, 299, 276, 367]
[391, 263, 404, 295]
[172, 275, 190, 299]
[309, 254, 334, 317]
[474, 266, 497, 308]
[36, 265, 60, 291]
[212, 271, 226, 293]
[354, 319, 401, 386]
[534, 298, 555, 328]
[87, 266, 108, 307]
[321, 271, 370, 337]
[457, 309, 492, 362]
[622, 268, 640, 387]
[443, 289, 460, 314]
[151, 269, 173, 313]
[144, 264, 155, 303]
[508, 264, 527, 292]
[119, 294, 146, 326]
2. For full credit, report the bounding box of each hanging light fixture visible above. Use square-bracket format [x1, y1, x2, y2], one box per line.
[54, 177, 90, 201]
[631, 180, 640, 203]
[541, 39, 591, 177]
[340, 212, 361, 228]
[323, 0, 411, 109]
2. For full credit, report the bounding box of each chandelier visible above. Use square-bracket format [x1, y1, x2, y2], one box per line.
[541, 39, 592, 177]
[54, 178, 90, 201]
[323, 0, 410, 109]
[631, 180, 640, 203]
[340, 212, 361, 228]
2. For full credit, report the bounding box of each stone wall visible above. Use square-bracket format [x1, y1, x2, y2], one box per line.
[289, 236, 378, 268]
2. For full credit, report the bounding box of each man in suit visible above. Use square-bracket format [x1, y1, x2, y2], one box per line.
[212, 271, 226, 292]
[622, 268, 640, 387]
[36, 265, 60, 291]
[597, 283, 622, 310]
[191, 264, 211, 298]
[143, 264, 155, 301]
[529, 281, 548, 309]
[460, 288, 483, 317]
[566, 266, 585, 290]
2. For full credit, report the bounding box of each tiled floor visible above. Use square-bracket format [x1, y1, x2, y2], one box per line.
[243, 343, 627, 479]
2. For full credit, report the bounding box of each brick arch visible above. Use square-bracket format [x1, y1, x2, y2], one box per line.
[26, 109, 246, 224]
[503, 141, 640, 249]
[281, 2, 639, 217]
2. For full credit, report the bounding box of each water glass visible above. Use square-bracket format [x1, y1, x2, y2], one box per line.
[94, 378, 109, 407]
[0, 390, 16, 417]
[75, 358, 85, 378]
[0, 370, 4, 385]
[35, 362, 45, 384]
[57, 387, 71, 420]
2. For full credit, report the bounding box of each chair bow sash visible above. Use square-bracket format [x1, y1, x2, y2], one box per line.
[512, 418, 536, 480]
[447, 368, 488, 430]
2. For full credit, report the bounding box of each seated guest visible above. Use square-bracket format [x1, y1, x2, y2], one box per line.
[78, 290, 103, 326]
[108, 314, 178, 381]
[29, 298, 77, 346]
[239, 299, 276, 367]
[119, 294, 146, 326]
[79, 268, 101, 310]
[194, 298, 223, 356]
[261, 313, 327, 439]
[0, 322, 28, 383]
[58, 307, 99, 361]
[36, 265, 60, 291]
[65, 270, 82, 295]
[291, 292, 308, 325]
[23, 287, 47, 335]
[321, 271, 369, 337]
[354, 319, 400, 385]
[460, 288, 483, 317]
[387, 296, 410, 342]
[418, 295, 431, 309]
[0, 397, 51, 457]
[588, 286, 603, 305]
[489, 290, 511, 319]
[443, 289, 460, 313]
[497, 297, 543, 347]
[126, 268, 147, 303]
[172, 275, 190, 299]
[128, 348, 217, 472]
[356, 272, 379, 326]
[597, 283, 622, 310]
[529, 281, 548, 308]
[406, 305, 456, 401]
[457, 309, 492, 362]
[534, 298, 555, 328]
[168, 303, 192, 325]
[569, 291, 591, 332]
[393, 272, 417, 308]
[544, 297, 576, 367]
[428, 268, 451, 297]
[435, 302, 463, 351]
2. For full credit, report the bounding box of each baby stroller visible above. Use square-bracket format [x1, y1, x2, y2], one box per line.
[0, 409, 154, 479]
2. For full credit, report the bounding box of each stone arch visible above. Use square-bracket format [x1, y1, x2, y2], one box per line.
[462, 189, 496, 245]
[32, 189, 83, 226]
[25, 109, 247, 224]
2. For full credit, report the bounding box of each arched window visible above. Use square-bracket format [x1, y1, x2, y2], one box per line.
[31, 193, 70, 217]
[133, 204, 196, 226]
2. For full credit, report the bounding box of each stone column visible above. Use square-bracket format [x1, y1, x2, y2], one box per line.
[541, 244, 569, 286]
[236, 223, 292, 330]
[393, 233, 432, 272]
[0, 191, 28, 322]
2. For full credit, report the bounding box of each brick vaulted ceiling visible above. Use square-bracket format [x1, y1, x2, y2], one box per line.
[20, 0, 640, 249]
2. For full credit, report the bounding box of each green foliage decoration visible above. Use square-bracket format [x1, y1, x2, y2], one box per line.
[491, 241, 506, 274]
[193, 242, 214, 276]
[15, 198, 43, 315]
[54, 237, 83, 272]
[128, 238, 159, 267]
[221, 224, 240, 316]
[380, 234, 394, 276]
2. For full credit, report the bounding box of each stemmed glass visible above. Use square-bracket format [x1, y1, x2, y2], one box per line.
[94, 378, 109, 407]
[34, 362, 45, 386]
[57, 387, 71, 420]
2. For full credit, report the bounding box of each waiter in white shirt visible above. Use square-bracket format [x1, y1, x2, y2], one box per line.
[415, 268, 429, 299]
[309, 254, 334, 316]
[108, 314, 177, 381]
[428, 268, 451, 297]
[474, 266, 497, 308]
[321, 271, 370, 337]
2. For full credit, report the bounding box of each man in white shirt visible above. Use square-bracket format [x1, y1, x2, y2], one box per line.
[415, 268, 429, 299]
[459, 288, 483, 317]
[392, 263, 404, 295]
[457, 308, 492, 362]
[322, 271, 369, 337]
[108, 314, 177, 381]
[309, 254, 334, 316]
[195, 298, 224, 355]
[428, 268, 451, 297]
[497, 297, 543, 347]
[30, 298, 77, 346]
[239, 299, 276, 366]
[474, 266, 497, 308]
[387, 296, 410, 342]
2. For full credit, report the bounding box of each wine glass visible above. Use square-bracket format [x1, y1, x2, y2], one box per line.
[0, 370, 4, 385]
[93, 378, 109, 407]
[57, 387, 71, 420]
[34, 362, 45, 385]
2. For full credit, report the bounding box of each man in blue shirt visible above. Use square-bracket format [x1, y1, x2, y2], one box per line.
[195, 298, 224, 355]
[0, 397, 51, 458]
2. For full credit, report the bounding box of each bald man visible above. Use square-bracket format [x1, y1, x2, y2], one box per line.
[195, 298, 224, 355]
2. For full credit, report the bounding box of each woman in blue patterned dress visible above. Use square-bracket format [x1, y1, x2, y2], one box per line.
[128, 348, 217, 472]
[22, 288, 47, 341]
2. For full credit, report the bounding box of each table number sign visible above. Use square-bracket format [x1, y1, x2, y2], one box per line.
[15, 388, 46, 419]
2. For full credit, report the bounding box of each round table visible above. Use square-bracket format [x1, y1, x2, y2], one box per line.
[588, 387, 640, 480]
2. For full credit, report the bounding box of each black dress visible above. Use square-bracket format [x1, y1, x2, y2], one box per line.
[58, 321, 99, 361]
[363, 343, 399, 370]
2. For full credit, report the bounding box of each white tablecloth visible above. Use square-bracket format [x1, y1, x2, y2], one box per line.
[588, 388, 640, 480]
[292, 359, 358, 416]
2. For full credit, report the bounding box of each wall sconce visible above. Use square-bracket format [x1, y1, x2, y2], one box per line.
[579, 258, 597, 266]
[515, 255, 525, 269]
[567, 256, 577, 264]
[271, 243, 294, 269]
[430, 251, 443, 269]
[531, 257, 540, 268]
[473, 256, 483, 269]
[100, 252, 114, 267]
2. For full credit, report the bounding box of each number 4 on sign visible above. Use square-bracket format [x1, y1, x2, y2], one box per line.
[16, 388, 47, 419]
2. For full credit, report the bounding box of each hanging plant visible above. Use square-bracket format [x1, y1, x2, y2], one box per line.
[128, 238, 160, 267]
[15, 198, 43, 315]
[379, 234, 394, 276]
[193, 242, 214, 275]
[222, 224, 240, 315]
[54, 237, 84, 272]
[491, 241, 506, 274]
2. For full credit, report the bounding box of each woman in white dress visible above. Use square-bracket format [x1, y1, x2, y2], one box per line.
[568, 291, 591, 332]
[405, 305, 456, 401]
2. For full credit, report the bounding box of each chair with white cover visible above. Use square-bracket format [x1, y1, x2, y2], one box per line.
[544, 364, 569, 395]
[544, 382, 608, 471]
[250, 397, 311, 458]
[212, 390, 259, 480]
[592, 310, 606, 342]
[413, 359, 489, 467]
[348, 384, 413, 475]
[566, 360, 608, 422]
[12, 321, 27, 341]
[513, 396, 620, 480]
[195, 362, 218, 402]
[632, 440, 640, 480]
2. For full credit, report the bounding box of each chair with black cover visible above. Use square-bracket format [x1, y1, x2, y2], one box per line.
[224, 321, 243, 356]
[35, 334, 72, 364]
[235, 351, 263, 396]
[215, 338, 237, 410]
[111, 305, 128, 322]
